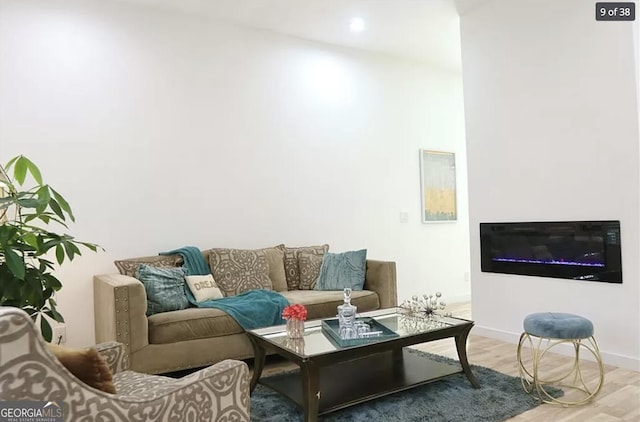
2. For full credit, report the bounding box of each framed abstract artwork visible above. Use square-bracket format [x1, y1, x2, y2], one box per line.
[419, 149, 457, 223]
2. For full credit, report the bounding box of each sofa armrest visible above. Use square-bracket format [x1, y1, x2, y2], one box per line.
[93, 273, 149, 359]
[364, 260, 398, 309]
[95, 341, 130, 374]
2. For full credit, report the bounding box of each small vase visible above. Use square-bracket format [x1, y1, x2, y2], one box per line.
[286, 318, 304, 339]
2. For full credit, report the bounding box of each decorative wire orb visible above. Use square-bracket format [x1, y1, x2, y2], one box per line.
[399, 292, 452, 319]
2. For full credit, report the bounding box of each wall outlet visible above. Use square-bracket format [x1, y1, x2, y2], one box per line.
[399, 212, 409, 223]
[464, 272, 470, 283]
[52, 324, 67, 345]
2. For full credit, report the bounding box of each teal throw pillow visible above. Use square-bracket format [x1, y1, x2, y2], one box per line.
[136, 264, 189, 316]
[314, 249, 367, 291]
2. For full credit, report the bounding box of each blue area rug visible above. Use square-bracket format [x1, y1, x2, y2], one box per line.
[251, 349, 562, 421]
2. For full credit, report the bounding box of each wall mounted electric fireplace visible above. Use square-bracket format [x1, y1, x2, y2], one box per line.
[480, 220, 622, 283]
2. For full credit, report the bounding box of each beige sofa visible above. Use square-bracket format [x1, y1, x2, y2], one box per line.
[94, 250, 397, 375]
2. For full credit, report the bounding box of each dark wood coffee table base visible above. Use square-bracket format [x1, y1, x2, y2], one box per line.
[260, 348, 470, 417]
[249, 314, 479, 422]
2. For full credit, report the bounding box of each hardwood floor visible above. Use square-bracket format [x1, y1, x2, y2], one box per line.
[412, 302, 640, 421]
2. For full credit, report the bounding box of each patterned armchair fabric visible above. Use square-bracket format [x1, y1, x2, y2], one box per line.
[0, 307, 251, 421]
[95, 341, 130, 374]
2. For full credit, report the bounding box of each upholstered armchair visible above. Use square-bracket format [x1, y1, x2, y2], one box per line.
[0, 307, 250, 421]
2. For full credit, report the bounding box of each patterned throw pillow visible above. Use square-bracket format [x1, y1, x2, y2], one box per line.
[298, 253, 324, 290]
[314, 249, 367, 291]
[283, 244, 329, 290]
[135, 264, 189, 316]
[185, 274, 224, 302]
[114, 255, 182, 277]
[208, 248, 272, 297]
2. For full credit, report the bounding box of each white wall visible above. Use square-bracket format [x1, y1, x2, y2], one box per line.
[459, 0, 640, 370]
[0, 0, 470, 346]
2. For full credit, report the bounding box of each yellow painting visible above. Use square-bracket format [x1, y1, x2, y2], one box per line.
[420, 150, 457, 222]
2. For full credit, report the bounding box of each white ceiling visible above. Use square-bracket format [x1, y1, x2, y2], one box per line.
[115, 0, 463, 72]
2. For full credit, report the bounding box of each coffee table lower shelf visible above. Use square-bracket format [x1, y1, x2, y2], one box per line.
[259, 348, 463, 416]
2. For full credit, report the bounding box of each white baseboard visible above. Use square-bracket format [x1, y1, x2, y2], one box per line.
[471, 325, 640, 372]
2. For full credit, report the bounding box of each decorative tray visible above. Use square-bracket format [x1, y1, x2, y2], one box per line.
[321, 317, 399, 347]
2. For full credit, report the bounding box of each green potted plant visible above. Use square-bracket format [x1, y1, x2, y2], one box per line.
[0, 155, 100, 342]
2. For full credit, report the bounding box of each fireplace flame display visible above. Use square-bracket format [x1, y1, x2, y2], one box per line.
[480, 221, 622, 283]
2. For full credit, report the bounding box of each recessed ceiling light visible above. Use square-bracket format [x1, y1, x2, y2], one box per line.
[349, 17, 365, 33]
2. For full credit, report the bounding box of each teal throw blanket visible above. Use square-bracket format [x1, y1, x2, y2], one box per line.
[160, 246, 289, 330]
[160, 246, 209, 275]
[191, 289, 288, 330]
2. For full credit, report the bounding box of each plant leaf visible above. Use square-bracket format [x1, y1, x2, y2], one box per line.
[16, 198, 41, 208]
[0, 196, 14, 206]
[40, 316, 53, 343]
[4, 156, 19, 170]
[55, 244, 65, 265]
[48, 299, 64, 322]
[25, 158, 43, 185]
[13, 156, 28, 185]
[35, 186, 50, 214]
[22, 233, 38, 249]
[50, 188, 74, 221]
[48, 198, 65, 221]
[44, 274, 62, 291]
[63, 241, 80, 261]
[79, 241, 101, 252]
[4, 248, 25, 279]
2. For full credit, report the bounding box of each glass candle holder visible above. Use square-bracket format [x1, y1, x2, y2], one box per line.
[286, 318, 304, 339]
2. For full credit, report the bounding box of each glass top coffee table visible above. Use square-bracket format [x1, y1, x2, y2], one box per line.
[247, 308, 479, 422]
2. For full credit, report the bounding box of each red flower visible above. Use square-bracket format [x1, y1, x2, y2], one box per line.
[282, 304, 307, 321]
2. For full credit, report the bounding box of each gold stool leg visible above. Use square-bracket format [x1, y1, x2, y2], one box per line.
[517, 332, 538, 395]
[518, 333, 605, 406]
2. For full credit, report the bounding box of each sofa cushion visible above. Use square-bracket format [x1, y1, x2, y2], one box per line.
[208, 248, 272, 296]
[279, 289, 379, 320]
[283, 245, 329, 290]
[263, 244, 288, 292]
[114, 254, 183, 277]
[148, 308, 244, 344]
[298, 253, 324, 290]
[315, 249, 367, 291]
[136, 264, 189, 316]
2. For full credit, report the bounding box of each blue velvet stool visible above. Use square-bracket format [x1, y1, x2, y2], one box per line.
[517, 312, 604, 405]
